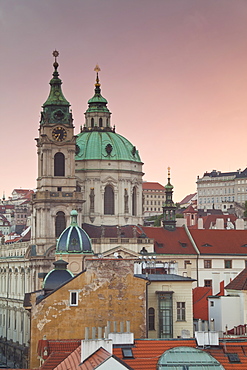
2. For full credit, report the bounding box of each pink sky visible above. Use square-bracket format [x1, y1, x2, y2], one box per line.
[1, 0, 247, 202]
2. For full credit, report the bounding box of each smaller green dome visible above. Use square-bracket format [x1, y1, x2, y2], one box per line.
[56, 211, 92, 254]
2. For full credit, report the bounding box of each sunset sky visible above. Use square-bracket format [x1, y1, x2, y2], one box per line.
[1, 0, 247, 202]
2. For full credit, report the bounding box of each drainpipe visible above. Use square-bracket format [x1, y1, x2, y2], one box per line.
[145, 278, 151, 338]
[183, 224, 200, 286]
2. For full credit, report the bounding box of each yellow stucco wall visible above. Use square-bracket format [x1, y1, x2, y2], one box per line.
[147, 280, 193, 339]
[29, 259, 146, 368]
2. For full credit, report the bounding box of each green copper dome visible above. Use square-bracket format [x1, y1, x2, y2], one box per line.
[56, 211, 92, 254]
[75, 131, 142, 162]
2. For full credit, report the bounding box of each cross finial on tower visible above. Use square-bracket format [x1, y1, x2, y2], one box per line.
[52, 50, 59, 71]
[94, 64, 101, 87]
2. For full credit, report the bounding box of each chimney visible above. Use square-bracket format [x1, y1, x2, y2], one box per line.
[215, 218, 224, 230]
[198, 218, 204, 229]
[236, 218, 244, 230]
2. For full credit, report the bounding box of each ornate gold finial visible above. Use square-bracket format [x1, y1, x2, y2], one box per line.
[168, 166, 171, 177]
[94, 64, 101, 87]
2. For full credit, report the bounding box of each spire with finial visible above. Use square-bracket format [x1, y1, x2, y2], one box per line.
[83, 64, 112, 131]
[41, 50, 72, 125]
[162, 167, 176, 231]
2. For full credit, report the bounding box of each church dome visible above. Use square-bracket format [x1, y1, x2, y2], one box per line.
[56, 210, 92, 254]
[76, 65, 142, 163]
[76, 131, 142, 162]
[43, 259, 74, 294]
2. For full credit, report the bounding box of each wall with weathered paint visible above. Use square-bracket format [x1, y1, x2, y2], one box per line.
[29, 259, 146, 368]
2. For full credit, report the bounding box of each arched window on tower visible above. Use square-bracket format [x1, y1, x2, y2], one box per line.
[54, 152, 65, 176]
[91, 118, 94, 128]
[55, 211, 66, 237]
[99, 117, 103, 127]
[132, 186, 137, 216]
[104, 185, 114, 215]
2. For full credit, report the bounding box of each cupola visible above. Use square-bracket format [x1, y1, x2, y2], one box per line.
[56, 210, 93, 254]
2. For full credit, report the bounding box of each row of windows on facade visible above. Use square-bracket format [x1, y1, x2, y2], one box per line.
[199, 187, 247, 196]
[144, 207, 162, 212]
[198, 179, 247, 186]
[145, 200, 162, 205]
[0, 311, 25, 332]
[145, 195, 165, 198]
[199, 196, 236, 204]
[184, 259, 241, 269]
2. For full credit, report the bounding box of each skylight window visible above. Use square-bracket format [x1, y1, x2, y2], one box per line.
[122, 348, 134, 358]
[227, 353, 240, 363]
[202, 243, 212, 247]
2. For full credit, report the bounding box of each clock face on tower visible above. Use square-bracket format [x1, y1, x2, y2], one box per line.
[52, 126, 67, 142]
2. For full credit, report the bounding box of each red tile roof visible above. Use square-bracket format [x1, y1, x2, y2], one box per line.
[225, 267, 247, 290]
[189, 229, 247, 255]
[142, 182, 165, 190]
[53, 346, 81, 370]
[142, 226, 197, 255]
[193, 287, 212, 320]
[38, 338, 247, 370]
[113, 339, 247, 370]
[179, 193, 197, 205]
[183, 205, 197, 214]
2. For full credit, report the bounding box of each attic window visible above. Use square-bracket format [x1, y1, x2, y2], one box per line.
[156, 242, 164, 248]
[241, 244, 247, 247]
[122, 348, 134, 358]
[179, 242, 187, 248]
[202, 243, 212, 247]
[227, 353, 240, 363]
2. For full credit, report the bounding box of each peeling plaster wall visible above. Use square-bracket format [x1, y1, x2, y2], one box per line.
[29, 259, 146, 368]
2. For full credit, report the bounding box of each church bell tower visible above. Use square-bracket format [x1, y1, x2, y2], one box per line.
[31, 51, 84, 254]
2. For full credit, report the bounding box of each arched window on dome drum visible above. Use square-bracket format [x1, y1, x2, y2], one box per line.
[99, 117, 103, 127]
[55, 211, 66, 237]
[54, 152, 65, 176]
[148, 307, 155, 330]
[104, 185, 114, 215]
[132, 187, 137, 216]
[91, 118, 94, 127]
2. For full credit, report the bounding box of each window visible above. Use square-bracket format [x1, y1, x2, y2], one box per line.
[227, 353, 240, 363]
[184, 260, 190, 268]
[104, 185, 114, 215]
[122, 348, 134, 358]
[99, 117, 103, 127]
[210, 301, 214, 307]
[148, 307, 155, 330]
[132, 187, 137, 216]
[158, 292, 173, 338]
[177, 302, 186, 321]
[204, 260, 212, 268]
[70, 291, 78, 306]
[91, 118, 94, 127]
[54, 152, 65, 176]
[225, 260, 232, 269]
[204, 280, 212, 287]
[55, 211, 66, 238]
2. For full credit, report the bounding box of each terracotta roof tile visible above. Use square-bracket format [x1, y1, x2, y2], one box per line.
[142, 226, 197, 255]
[225, 267, 247, 290]
[189, 229, 247, 255]
[142, 182, 165, 190]
[113, 339, 247, 370]
[179, 193, 197, 204]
